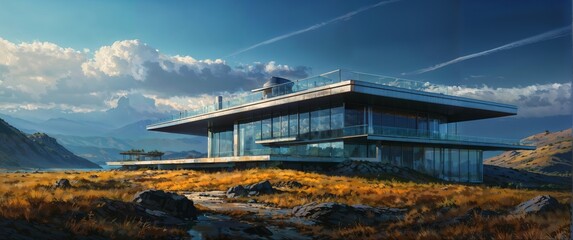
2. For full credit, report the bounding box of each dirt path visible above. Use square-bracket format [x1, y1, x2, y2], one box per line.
[184, 191, 311, 240]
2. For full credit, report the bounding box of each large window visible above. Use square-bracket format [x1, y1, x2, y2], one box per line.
[210, 128, 234, 157]
[344, 142, 366, 158]
[345, 104, 365, 127]
[424, 147, 435, 176]
[289, 113, 298, 137]
[468, 150, 479, 182]
[413, 147, 424, 171]
[390, 145, 402, 166]
[459, 149, 469, 182]
[402, 146, 413, 168]
[449, 149, 460, 181]
[262, 117, 271, 139]
[272, 115, 281, 138]
[299, 111, 310, 138]
[331, 105, 344, 137]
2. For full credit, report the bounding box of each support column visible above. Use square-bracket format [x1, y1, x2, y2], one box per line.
[367, 106, 373, 134]
[376, 141, 383, 162]
[207, 128, 212, 158]
[233, 122, 239, 157]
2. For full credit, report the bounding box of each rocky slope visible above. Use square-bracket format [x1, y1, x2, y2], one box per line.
[0, 119, 100, 169]
[485, 128, 571, 175]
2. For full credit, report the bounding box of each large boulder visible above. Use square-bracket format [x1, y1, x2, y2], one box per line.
[226, 185, 248, 198]
[511, 195, 562, 215]
[94, 198, 186, 226]
[292, 202, 406, 227]
[246, 180, 275, 195]
[226, 180, 276, 198]
[54, 179, 72, 189]
[132, 190, 197, 220]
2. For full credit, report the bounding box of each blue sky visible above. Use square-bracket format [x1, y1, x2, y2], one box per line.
[0, 0, 570, 137]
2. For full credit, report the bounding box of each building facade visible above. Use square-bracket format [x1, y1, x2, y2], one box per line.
[109, 70, 534, 182]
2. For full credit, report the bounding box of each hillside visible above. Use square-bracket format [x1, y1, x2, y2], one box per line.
[0, 119, 100, 169]
[485, 128, 572, 175]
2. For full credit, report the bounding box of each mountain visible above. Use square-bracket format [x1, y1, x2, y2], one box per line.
[53, 134, 206, 165]
[105, 119, 193, 139]
[485, 128, 572, 175]
[0, 119, 100, 169]
[41, 118, 114, 136]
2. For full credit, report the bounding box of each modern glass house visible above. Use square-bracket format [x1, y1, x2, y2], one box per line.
[108, 70, 534, 183]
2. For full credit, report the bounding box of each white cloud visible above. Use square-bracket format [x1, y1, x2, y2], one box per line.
[0, 38, 86, 97]
[0, 38, 311, 115]
[427, 82, 572, 118]
[0, 37, 569, 121]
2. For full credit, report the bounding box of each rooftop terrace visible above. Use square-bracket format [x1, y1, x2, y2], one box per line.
[149, 69, 476, 126]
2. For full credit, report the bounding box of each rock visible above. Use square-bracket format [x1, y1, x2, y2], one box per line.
[226, 185, 248, 198]
[292, 202, 406, 227]
[274, 180, 304, 189]
[247, 199, 257, 203]
[132, 190, 197, 220]
[243, 225, 273, 237]
[246, 180, 275, 195]
[94, 198, 186, 226]
[54, 179, 72, 189]
[511, 195, 562, 215]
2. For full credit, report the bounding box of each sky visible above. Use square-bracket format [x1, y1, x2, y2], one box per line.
[0, 0, 571, 137]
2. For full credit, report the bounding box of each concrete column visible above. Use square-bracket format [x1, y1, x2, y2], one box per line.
[233, 122, 239, 157]
[367, 106, 373, 134]
[376, 141, 383, 162]
[207, 128, 212, 158]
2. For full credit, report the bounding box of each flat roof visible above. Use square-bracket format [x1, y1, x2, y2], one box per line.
[148, 80, 516, 136]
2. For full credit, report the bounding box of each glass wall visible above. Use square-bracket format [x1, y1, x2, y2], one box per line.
[209, 127, 234, 157]
[209, 100, 484, 183]
[371, 106, 447, 135]
[373, 143, 483, 183]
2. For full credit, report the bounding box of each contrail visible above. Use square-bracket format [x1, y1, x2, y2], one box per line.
[403, 25, 572, 75]
[224, 0, 402, 58]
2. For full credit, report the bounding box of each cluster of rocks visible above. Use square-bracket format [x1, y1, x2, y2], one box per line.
[273, 180, 304, 189]
[95, 189, 197, 226]
[333, 160, 437, 182]
[292, 202, 406, 227]
[438, 195, 564, 227]
[334, 160, 400, 175]
[226, 180, 276, 198]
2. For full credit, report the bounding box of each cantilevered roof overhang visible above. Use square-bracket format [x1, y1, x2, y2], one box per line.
[147, 80, 517, 136]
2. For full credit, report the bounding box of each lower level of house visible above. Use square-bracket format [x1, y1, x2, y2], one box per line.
[109, 141, 483, 183]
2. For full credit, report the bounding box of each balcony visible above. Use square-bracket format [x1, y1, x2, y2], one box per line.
[256, 125, 535, 150]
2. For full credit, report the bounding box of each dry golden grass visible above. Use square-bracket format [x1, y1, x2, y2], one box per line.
[0, 168, 570, 239]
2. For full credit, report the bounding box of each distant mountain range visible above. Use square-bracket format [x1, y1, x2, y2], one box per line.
[0, 119, 100, 169]
[0, 100, 207, 166]
[485, 128, 572, 175]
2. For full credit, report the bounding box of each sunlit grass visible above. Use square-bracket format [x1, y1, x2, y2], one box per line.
[0, 168, 569, 239]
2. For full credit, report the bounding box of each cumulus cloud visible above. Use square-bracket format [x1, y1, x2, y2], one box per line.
[0, 37, 569, 120]
[0, 38, 311, 115]
[426, 82, 572, 118]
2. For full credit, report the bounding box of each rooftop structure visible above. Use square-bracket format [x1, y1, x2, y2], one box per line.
[108, 69, 534, 182]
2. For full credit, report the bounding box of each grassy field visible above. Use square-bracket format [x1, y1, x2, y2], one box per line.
[0, 168, 570, 239]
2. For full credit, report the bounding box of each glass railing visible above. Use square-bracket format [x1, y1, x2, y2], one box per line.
[256, 125, 533, 147]
[149, 69, 456, 127]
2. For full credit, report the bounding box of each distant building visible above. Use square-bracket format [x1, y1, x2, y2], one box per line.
[108, 69, 534, 182]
